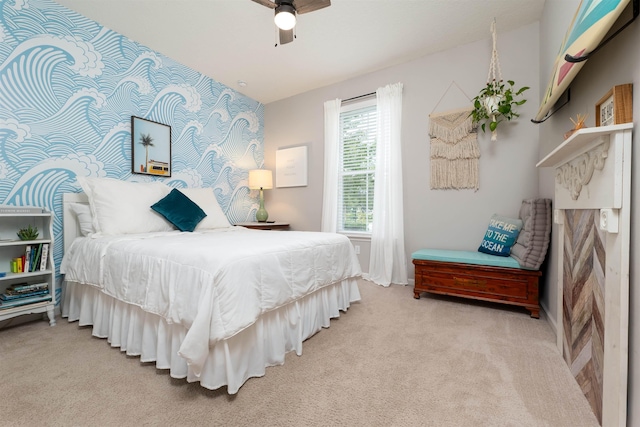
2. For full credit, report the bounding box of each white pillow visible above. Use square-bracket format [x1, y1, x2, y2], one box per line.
[69, 203, 94, 236]
[179, 187, 231, 230]
[77, 176, 173, 235]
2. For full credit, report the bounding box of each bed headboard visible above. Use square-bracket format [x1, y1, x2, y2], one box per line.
[62, 192, 88, 253]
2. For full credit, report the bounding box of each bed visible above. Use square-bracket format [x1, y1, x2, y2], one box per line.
[60, 178, 362, 393]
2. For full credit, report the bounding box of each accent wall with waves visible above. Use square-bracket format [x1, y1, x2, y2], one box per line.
[0, 0, 264, 300]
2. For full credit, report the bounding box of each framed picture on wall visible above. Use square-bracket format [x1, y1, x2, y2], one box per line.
[276, 145, 308, 188]
[131, 116, 171, 177]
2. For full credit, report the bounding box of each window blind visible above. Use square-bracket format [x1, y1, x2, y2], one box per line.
[338, 104, 376, 233]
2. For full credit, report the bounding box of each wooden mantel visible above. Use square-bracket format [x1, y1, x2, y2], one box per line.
[537, 123, 632, 427]
[537, 123, 632, 168]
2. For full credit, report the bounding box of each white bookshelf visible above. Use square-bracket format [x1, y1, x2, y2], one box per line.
[0, 208, 56, 326]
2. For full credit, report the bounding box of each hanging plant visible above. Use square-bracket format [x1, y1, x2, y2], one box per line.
[470, 80, 529, 139]
[469, 20, 529, 141]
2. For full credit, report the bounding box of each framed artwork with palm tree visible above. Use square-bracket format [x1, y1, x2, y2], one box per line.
[131, 116, 171, 177]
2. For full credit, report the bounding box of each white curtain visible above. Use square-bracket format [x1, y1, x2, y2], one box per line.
[367, 82, 408, 286]
[321, 99, 342, 233]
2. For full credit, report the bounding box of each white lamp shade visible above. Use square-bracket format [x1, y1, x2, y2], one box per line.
[274, 5, 296, 30]
[249, 169, 273, 190]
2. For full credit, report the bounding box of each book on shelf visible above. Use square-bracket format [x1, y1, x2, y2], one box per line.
[0, 293, 51, 309]
[24, 244, 31, 273]
[39, 243, 49, 271]
[10, 257, 23, 273]
[31, 244, 43, 272]
[1, 289, 49, 301]
[0, 205, 43, 214]
[5, 282, 49, 295]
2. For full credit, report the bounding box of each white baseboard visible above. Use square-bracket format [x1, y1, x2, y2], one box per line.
[360, 275, 414, 286]
[540, 300, 557, 338]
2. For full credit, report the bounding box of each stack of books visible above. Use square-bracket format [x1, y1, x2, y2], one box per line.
[0, 282, 51, 310]
[10, 243, 49, 273]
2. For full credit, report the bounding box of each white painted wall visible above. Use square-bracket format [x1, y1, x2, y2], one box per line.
[539, 1, 639, 424]
[264, 23, 540, 275]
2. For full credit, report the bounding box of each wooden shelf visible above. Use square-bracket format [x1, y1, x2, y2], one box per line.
[537, 123, 632, 168]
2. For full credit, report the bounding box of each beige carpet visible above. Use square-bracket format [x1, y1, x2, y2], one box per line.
[0, 280, 599, 427]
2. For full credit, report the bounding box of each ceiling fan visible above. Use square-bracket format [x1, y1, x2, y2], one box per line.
[251, 0, 331, 45]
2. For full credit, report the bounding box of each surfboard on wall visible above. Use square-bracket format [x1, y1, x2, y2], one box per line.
[534, 0, 631, 122]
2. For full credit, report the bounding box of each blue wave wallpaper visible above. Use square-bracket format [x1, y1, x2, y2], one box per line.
[0, 0, 264, 303]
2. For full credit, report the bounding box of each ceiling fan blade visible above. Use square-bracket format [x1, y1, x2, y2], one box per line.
[293, 0, 330, 14]
[279, 28, 294, 45]
[250, 0, 277, 9]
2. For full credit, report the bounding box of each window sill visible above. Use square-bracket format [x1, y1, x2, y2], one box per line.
[339, 232, 371, 240]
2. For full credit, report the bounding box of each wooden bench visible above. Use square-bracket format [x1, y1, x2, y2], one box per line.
[412, 254, 541, 318]
[412, 199, 551, 318]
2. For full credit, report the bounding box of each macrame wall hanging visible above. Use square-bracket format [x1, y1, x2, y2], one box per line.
[428, 81, 480, 190]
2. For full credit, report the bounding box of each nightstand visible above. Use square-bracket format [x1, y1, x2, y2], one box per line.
[234, 222, 290, 230]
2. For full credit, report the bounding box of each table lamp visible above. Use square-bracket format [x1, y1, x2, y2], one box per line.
[248, 169, 273, 222]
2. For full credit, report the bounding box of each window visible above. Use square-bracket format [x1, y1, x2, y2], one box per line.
[338, 99, 376, 234]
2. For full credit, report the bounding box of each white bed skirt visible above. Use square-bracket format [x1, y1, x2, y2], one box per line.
[62, 278, 360, 394]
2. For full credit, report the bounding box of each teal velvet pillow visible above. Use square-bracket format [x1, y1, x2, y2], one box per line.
[151, 188, 207, 232]
[478, 214, 523, 257]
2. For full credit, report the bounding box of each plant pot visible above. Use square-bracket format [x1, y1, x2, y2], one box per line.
[470, 80, 529, 140]
[483, 94, 503, 115]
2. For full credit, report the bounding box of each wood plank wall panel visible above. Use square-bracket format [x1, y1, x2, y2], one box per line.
[563, 209, 606, 424]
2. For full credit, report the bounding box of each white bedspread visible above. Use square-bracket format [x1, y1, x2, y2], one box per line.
[61, 227, 362, 375]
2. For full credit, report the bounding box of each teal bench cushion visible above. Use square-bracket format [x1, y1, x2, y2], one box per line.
[412, 249, 523, 269]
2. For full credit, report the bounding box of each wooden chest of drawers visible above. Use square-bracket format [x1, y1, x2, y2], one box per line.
[413, 259, 541, 318]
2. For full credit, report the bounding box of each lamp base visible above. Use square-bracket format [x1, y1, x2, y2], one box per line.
[256, 208, 269, 222]
[256, 188, 268, 222]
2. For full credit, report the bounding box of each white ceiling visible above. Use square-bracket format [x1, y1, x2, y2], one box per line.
[54, 0, 546, 105]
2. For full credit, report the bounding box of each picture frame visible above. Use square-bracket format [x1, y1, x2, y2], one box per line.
[276, 145, 308, 188]
[131, 116, 172, 177]
[595, 84, 633, 127]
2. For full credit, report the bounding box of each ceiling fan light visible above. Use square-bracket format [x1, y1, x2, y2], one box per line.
[274, 4, 296, 30]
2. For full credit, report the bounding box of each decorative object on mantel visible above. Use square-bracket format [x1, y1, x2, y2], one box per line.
[469, 20, 529, 141]
[429, 106, 480, 191]
[564, 113, 587, 140]
[595, 83, 632, 126]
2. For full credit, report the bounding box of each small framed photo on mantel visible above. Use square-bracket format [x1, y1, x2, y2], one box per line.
[595, 84, 633, 127]
[131, 116, 172, 177]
